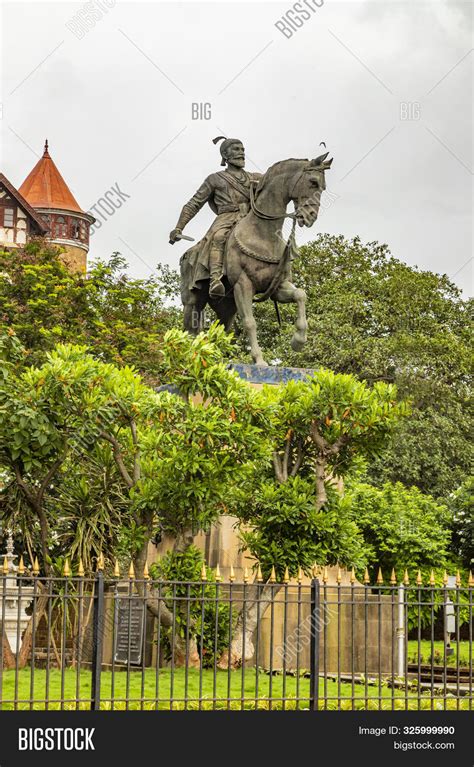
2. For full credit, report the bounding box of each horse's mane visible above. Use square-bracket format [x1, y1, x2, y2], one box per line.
[256, 158, 308, 194]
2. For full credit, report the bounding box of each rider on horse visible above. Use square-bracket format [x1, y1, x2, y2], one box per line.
[169, 137, 262, 298]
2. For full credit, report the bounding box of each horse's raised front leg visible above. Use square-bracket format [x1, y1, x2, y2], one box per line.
[233, 273, 267, 366]
[274, 280, 307, 352]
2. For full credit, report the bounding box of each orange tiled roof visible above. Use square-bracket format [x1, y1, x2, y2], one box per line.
[18, 140, 84, 214]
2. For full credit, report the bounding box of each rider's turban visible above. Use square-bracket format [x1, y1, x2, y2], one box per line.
[213, 136, 243, 166]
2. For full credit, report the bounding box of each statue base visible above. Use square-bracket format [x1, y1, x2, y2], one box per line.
[229, 363, 316, 386]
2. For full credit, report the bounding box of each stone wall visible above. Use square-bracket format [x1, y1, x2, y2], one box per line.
[59, 245, 87, 273]
[255, 584, 396, 674]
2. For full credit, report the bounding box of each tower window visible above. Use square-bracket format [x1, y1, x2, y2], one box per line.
[71, 220, 81, 239]
[53, 216, 67, 238]
[3, 208, 14, 227]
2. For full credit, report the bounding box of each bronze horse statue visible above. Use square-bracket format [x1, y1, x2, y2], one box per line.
[180, 152, 333, 365]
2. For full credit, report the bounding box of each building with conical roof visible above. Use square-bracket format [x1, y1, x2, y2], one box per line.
[0, 172, 49, 246]
[0, 140, 94, 272]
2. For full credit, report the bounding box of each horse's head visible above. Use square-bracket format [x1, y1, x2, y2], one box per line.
[291, 152, 333, 227]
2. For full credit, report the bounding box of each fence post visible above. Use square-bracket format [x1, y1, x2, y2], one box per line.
[91, 570, 104, 710]
[397, 583, 405, 678]
[310, 578, 321, 711]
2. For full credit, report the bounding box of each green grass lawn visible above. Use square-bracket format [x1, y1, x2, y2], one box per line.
[0, 668, 471, 710]
[407, 640, 472, 667]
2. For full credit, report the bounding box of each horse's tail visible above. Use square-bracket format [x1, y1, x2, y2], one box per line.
[273, 298, 282, 326]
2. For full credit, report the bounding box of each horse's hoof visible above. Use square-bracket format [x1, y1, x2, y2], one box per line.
[290, 336, 305, 352]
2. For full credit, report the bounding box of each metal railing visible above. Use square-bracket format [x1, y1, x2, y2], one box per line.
[0, 567, 472, 710]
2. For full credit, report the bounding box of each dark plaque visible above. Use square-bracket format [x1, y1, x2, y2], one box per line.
[113, 597, 145, 665]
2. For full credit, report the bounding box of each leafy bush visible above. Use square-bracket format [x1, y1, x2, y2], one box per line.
[346, 481, 451, 576]
[448, 478, 474, 570]
[343, 481, 471, 629]
[239, 476, 368, 580]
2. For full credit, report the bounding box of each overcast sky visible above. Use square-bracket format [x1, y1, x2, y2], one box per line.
[1, 0, 472, 295]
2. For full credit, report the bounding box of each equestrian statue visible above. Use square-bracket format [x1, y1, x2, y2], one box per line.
[169, 136, 332, 366]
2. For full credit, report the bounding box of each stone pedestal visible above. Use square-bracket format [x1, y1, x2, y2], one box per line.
[2, 581, 34, 652]
[1, 533, 34, 653]
[229, 362, 316, 386]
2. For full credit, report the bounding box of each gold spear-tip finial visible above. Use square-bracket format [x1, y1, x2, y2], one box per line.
[243, 567, 249, 584]
[97, 552, 104, 572]
[403, 569, 409, 586]
[63, 558, 71, 577]
[269, 566, 276, 583]
[33, 557, 40, 576]
[322, 566, 328, 584]
[297, 567, 303, 584]
[455, 570, 461, 587]
[337, 566, 342, 585]
[390, 568, 396, 585]
[229, 564, 235, 583]
[200, 562, 207, 582]
[144, 561, 150, 580]
[215, 563, 221, 583]
[443, 570, 448, 586]
[363, 567, 370, 585]
[18, 556, 25, 575]
[429, 569, 435, 586]
[468, 570, 474, 587]
[350, 566, 356, 584]
[377, 567, 384, 585]
[256, 564, 263, 582]
[283, 566, 290, 584]
[128, 561, 135, 579]
[78, 558, 85, 578]
[2, 556, 8, 575]
[114, 559, 120, 578]
[416, 570, 422, 586]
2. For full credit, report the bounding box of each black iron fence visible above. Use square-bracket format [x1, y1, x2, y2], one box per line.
[0, 569, 472, 710]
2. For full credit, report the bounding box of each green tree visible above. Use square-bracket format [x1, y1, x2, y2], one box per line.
[232, 234, 472, 499]
[0, 331, 272, 575]
[150, 546, 231, 668]
[0, 326, 273, 665]
[345, 481, 451, 577]
[343, 480, 471, 631]
[0, 241, 178, 382]
[239, 476, 367, 577]
[448, 478, 474, 570]
[223, 370, 406, 668]
[236, 370, 407, 580]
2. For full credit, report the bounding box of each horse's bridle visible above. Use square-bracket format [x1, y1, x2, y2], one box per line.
[249, 164, 316, 222]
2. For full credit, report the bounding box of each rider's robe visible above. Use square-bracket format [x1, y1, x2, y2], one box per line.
[178, 169, 262, 290]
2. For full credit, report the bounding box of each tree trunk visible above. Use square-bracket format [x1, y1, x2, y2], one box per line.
[37, 506, 51, 577]
[145, 590, 200, 667]
[2, 631, 15, 669]
[218, 584, 278, 669]
[17, 593, 49, 669]
[174, 635, 201, 668]
[173, 528, 195, 553]
[315, 456, 328, 510]
[134, 533, 200, 668]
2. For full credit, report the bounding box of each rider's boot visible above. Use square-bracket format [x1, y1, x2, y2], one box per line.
[209, 243, 226, 298]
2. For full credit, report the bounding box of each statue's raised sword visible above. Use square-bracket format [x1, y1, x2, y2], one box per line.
[174, 233, 195, 242]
